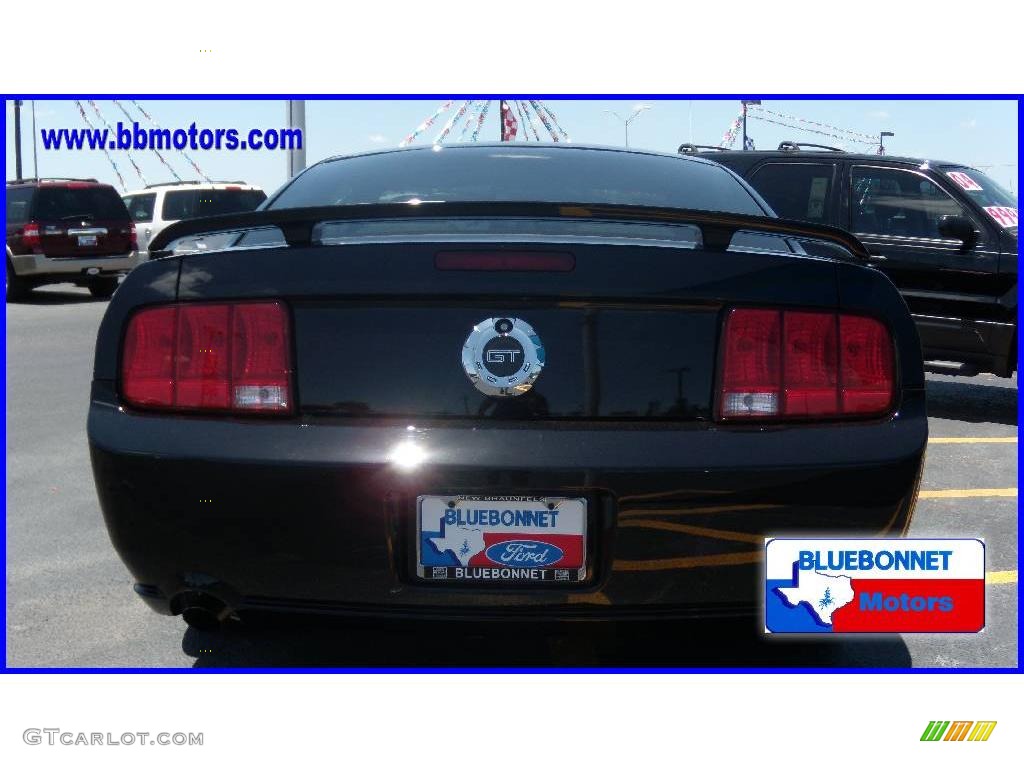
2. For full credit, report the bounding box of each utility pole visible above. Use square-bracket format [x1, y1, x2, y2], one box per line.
[14, 99, 24, 180]
[286, 100, 306, 178]
[741, 99, 761, 150]
[31, 100, 39, 178]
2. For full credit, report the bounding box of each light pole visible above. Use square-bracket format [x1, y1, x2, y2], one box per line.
[14, 99, 23, 180]
[741, 99, 761, 150]
[604, 105, 651, 148]
[878, 131, 894, 155]
[31, 100, 39, 178]
[286, 100, 306, 178]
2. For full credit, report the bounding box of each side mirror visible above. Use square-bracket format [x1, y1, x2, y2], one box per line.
[938, 215, 977, 250]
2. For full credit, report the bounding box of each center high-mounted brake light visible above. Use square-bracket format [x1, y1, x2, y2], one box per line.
[435, 251, 575, 272]
[718, 307, 894, 421]
[121, 300, 292, 414]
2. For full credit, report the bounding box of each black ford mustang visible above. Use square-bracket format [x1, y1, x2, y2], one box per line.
[87, 144, 927, 630]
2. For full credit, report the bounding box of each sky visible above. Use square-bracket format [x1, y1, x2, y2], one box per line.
[4, 99, 1019, 198]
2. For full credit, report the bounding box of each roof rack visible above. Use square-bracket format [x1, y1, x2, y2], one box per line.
[7, 177, 99, 185]
[677, 144, 726, 155]
[143, 180, 250, 189]
[778, 141, 845, 153]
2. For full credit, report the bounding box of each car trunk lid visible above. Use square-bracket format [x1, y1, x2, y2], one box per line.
[172, 235, 840, 422]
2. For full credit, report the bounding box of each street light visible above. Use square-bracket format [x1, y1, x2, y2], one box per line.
[603, 105, 652, 148]
[741, 99, 761, 150]
[879, 131, 894, 155]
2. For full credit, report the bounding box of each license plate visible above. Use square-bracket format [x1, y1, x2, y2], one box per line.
[77, 235, 97, 247]
[417, 495, 587, 583]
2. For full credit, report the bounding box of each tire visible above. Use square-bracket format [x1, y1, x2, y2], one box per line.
[6, 258, 30, 302]
[88, 277, 119, 299]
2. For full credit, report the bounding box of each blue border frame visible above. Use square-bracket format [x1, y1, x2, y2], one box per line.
[2, 94, 1021, 673]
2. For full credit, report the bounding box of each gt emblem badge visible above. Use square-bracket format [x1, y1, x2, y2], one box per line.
[462, 317, 545, 397]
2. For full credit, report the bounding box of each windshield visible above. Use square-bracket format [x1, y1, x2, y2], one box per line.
[943, 167, 1018, 231]
[268, 146, 767, 216]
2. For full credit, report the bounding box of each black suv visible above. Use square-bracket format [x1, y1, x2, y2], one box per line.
[6, 178, 144, 301]
[693, 143, 1019, 377]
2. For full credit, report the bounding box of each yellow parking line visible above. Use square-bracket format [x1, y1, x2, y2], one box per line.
[619, 518, 764, 545]
[918, 488, 1017, 499]
[613, 551, 760, 572]
[929, 437, 1017, 444]
[987, 570, 1017, 585]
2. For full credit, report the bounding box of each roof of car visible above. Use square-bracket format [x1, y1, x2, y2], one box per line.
[320, 142, 725, 168]
[122, 181, 263, 195]
[700, 149, 967, 170]
[6, 177, 104, 186]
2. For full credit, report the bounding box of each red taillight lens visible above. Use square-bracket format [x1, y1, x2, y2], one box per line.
[129, 222, 139, 252]
[839, 315, 894, 414]
[122, 306, 177, 407]
[783, 312, 838, 416]
[22, 222, 41, 250]
[720, 308, 781, 418]
[174, 305, 231, 409]
[718, 307, 893, 421]
[230, 303, 292, 411]
[122, 301, 292, 414]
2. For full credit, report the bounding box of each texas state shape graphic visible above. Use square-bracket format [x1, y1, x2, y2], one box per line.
[429, 527, 486, 566]
[775, 570, 856, 626]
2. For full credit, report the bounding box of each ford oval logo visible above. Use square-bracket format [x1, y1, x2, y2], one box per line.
[485, 540, 564, 567]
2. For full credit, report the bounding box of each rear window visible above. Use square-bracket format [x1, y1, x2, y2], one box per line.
[123, 193, 156, 223]
[268, 146, 766, 215]
[32, 185, 129, 221]
[161, 189, 267, 221]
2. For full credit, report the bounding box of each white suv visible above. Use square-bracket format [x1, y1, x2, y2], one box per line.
[122, 181, 267, 254]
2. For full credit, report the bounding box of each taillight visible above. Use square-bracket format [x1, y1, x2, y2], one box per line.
[718, 307, 894, 421]
[22, 222, 41, 250]
[122, 301, 292, 414]
[839, 315, 895, 414]
[129, 222, 139, 252]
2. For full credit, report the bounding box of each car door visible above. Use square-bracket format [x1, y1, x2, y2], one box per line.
[847, 163, 1003, 359]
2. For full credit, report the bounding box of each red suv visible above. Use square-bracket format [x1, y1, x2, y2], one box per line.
[6, 178, 144, 300]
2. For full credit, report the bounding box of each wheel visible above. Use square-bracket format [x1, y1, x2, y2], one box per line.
[6, 258, 30, 301]
[88, 277, 119, 299]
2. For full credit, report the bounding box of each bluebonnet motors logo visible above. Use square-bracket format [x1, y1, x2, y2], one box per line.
[765, 538, 985, 633]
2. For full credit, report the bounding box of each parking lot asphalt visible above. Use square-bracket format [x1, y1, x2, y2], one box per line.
[5, 286, 1018, 668]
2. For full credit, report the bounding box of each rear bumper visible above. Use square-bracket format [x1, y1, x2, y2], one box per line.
[10, 251, 145, 279]
[88, 389, 928, 621]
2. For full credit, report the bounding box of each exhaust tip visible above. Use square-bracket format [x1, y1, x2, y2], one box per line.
[174, 591, 233, 631]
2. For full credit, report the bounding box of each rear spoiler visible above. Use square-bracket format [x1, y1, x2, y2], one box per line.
[148, 201, 870, 261]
